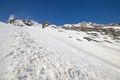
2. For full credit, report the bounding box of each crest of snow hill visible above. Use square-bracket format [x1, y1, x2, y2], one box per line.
[8, 18, 120, 40]
[8, 18, 51, 28]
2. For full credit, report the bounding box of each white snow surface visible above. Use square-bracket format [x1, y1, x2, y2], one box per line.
[0, 22, 120, 80]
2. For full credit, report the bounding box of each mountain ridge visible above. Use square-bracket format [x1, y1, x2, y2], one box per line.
[8, 17, 120, 27]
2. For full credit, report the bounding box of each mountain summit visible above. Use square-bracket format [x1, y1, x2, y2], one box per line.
[8, 17, 40, 27]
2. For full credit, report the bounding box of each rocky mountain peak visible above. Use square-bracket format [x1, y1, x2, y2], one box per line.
[8, 17, 39, 27]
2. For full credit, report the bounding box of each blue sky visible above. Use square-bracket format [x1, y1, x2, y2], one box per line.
[0, 0, 120, 25]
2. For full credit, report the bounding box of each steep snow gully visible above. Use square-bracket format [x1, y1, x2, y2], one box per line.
[0, 22, 120, 80]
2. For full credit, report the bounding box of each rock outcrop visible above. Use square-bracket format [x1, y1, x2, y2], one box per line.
[8, 18, 39, 27]
[42, 22, 51, 28]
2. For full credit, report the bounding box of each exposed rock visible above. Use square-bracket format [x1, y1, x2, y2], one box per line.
[8, 18, 39, 27]
[83, 37, 99, 42]
[22, 20, 34, 26]
[9, 18, 17, 24]
[42, 22, 51, 28]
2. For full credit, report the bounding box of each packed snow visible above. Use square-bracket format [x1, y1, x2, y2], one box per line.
[0, 22, 120, 80]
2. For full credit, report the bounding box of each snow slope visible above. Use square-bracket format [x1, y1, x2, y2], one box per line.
[0, 22, 120, 80]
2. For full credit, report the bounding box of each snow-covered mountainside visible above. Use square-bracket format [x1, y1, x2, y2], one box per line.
[0, 20, 120, 80]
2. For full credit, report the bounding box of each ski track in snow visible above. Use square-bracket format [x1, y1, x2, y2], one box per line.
[5, 29, 101, 80]
[0, 24, 120, 80]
